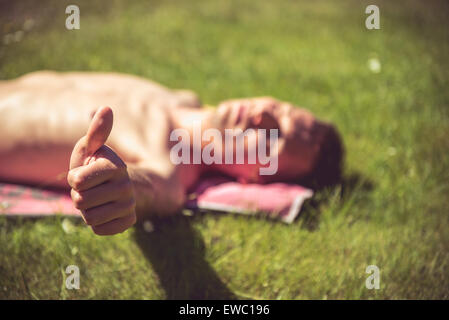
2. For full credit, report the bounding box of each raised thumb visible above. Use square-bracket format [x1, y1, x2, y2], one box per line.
[85, 106, 113, 154]
[70, 106, 113, 169]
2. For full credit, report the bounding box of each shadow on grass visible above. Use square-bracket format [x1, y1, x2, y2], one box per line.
[134, 216, 237, 300]
[298, 171, 374, 231]
[132, 172, 373, 300]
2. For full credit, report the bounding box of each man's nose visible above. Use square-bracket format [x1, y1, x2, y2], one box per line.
[252, 110, 279, 131]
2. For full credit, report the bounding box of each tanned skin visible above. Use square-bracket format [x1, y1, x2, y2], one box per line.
[0, 71, 340, 235]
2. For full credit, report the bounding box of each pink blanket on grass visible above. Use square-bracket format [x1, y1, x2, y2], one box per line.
[0, 183, 80, 217]
[0, 179, 313, 223]
[185, 177, 313, 223]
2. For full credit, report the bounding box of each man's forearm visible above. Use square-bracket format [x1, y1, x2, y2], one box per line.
[127, 164, 186, 220]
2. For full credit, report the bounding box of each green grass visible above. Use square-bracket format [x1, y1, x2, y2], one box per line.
[1, 0, 448, 299]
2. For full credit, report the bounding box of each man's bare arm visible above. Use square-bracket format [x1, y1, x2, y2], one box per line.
[127, 164, 186, 221]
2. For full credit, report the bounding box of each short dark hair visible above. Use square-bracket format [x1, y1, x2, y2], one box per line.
[300, 124, 344, 190]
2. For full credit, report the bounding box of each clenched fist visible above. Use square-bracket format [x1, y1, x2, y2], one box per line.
[68, 106, 136, 235]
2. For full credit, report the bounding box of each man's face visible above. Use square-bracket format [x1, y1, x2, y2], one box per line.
[212, 97, 330, 183]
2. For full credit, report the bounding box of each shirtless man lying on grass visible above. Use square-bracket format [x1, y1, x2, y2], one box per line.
[0, 71, 343, 235]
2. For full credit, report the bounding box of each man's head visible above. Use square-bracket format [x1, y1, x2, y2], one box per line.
[210, 97, 344, 188]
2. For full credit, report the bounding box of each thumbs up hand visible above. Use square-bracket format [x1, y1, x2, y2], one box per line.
[68, 107, 136, 235]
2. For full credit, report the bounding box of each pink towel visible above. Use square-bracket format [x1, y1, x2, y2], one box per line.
[186, 177, 313, 223]
[0, 179, 313, 223]
[0, 183, 79, 217]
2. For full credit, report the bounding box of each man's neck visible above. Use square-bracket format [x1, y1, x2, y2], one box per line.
[169, 105, 217, 142]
